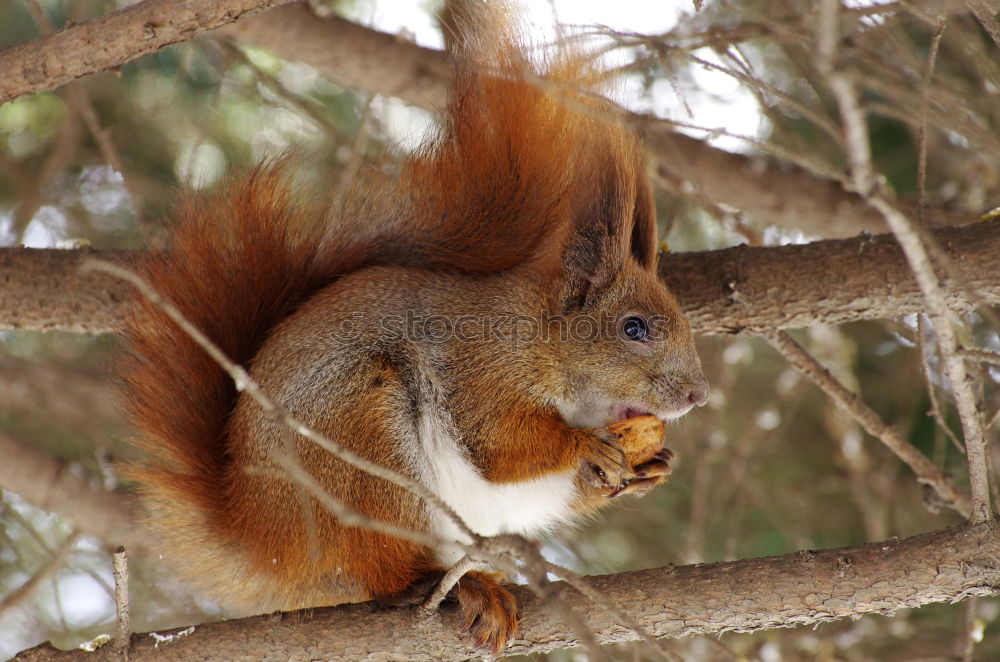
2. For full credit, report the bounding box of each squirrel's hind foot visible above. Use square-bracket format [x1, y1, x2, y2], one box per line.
[455, 571, 520, 653]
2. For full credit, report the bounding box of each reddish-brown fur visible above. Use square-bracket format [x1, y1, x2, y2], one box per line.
[455, 571, 520, 653]
[120, 5, 706, 652]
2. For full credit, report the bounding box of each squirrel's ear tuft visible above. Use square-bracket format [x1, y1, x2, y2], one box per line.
[559, 149, 640, 291]
[558, 140, 658, 310]
[629, 170, 658, 270]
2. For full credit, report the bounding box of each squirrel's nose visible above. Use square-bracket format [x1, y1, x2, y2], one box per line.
[687, 380, 710, 407]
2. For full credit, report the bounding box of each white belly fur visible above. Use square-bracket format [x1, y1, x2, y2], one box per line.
[416, 411, 578, 566]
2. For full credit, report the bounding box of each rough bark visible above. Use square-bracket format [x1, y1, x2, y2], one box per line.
[0, 247, 132, 334]
[12, 520, 1000, 661]
[2, 220, 998, 335]
[0, 0, 295, 104]
[661, 218, 1000, 335]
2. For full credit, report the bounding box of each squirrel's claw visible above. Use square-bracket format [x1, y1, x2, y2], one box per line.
[633, 448, 673, 479]
[610, 474, 668, 499]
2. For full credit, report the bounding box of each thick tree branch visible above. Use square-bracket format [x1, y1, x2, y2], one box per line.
[639, 123, 968, 237]
[2, 220, 998, 335]
[219, 4, 452, 110]
[0, 247, 130, 333]
[12, 520, 1000, 661]
[661, 219, 1000, 335]
[0, 0, 295, 104]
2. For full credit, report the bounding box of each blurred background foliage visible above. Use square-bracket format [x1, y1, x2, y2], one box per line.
[2, 0, 1000, 660]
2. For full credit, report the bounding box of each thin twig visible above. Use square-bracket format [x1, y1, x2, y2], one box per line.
[271, 452, 450, 551]
[458, 531, 613, 661]
[3, 504, 115, 600]
[916, 17, 947, 225]
[25, 0, 147, 238]
[8, 109, 81, 239]
[215, 39, 347, 146]
[334, 93, 375, 210]
[988, 405, 1000, 432]
[766, 330, 970, 516]
[683, 51, 842, 142]
[522, 570, 610, 662]
[959, 595, 980, 662]
[277, 420, 322, 563]
[112, 546, 130, 662]
[968, 1, 1000, 50]
[650, 114, 849, 185]
[961, 348, 1000, 366]
[918, 315, 966, 453]
[856, 69, 1000, 157]
[0, 529, 81, 614]
[818, 2, 876, 195]
[815, 326, 890, 538]
[869, 201, 992, 521]
[418, 555, 484, 615]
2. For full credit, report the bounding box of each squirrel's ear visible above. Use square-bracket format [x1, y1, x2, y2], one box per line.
[562, 223, 624, 292]
[560, 157, 656, 306]
[559, 179, 629, 310]
[628, 171, 658, 271]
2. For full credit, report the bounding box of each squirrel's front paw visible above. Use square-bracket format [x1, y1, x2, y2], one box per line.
[577, 429, 632, 489]
[608, 448, 673, 498]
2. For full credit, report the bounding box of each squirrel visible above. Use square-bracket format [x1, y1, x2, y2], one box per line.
[118, 4, 708, 653]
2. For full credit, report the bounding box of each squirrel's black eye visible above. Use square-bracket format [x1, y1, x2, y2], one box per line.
[622, 316, 648, 341]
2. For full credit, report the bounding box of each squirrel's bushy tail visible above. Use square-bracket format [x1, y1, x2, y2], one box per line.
[119, 164, 362, 518]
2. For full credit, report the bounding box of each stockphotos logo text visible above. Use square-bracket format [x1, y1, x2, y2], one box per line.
[329, 311, 671, 348]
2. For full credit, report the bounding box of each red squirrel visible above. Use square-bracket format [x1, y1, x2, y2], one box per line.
[119, 5, 708, 653]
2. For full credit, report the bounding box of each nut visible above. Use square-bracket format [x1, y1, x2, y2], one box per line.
[607, 415, 666, 466]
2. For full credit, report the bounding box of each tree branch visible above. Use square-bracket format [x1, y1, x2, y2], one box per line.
[820, 0, 993, 522]
[1, 2, 970, 237]
[661, 219, 1000, 335]
[637, 122, 963, 237]
[766, 330, 970, 515]
[2, 220, 997, 335]
[218, 4, 452, 110]
[0, 431, 151, 551]
[223, 3, 972, 237]
[0, 529, 82, 614]
[12, 520, 1000, 661]
[0, 0, 295, 104]
[0, 355, 118, 426]
[0, 247, 129, 333]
